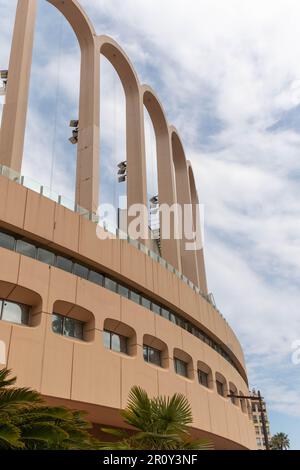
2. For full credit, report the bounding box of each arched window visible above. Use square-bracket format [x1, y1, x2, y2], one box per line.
[215, 372, 228, 398]
[239, 391, 247, 413]
[143, 334, 169, 369]
[173, 348, 194, 380]
[0, 281, 42, 327]
[52, 300, 95, 341]
[197, 361, 213, 389]
[228, 381, 238, 405]
[103, 318, 137, 356]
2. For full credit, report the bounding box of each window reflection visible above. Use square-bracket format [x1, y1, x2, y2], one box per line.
[0, 300, 29, 325]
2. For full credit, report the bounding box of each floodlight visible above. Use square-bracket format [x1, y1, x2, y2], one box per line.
[118, 175, 127, 183]
[150, 195, 159, 205]
[0, 70, 8, 80]
[118, 161, 127, 170]
[70, 120, 79, 128]
[69, 136, 78, 145]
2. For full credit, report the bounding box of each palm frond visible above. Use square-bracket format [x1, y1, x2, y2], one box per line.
[0, 369, 16, 389]
[122, 386, 153, 431]
[0, 421, 24, 449]
[0, 388, 41, 411]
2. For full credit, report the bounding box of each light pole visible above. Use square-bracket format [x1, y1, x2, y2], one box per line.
[227, 391, 270, 450]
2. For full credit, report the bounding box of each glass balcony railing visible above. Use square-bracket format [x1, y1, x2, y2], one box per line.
[0, 163, 222, 315]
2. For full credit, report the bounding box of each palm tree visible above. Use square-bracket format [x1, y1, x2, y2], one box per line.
[98, 386, 213, 450]
[0, 368, 100, 449]
[270, 432, 290, 450]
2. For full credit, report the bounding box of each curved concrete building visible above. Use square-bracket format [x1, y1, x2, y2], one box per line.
[0, 0, 256, 450]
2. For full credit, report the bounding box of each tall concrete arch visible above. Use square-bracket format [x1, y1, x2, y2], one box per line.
[0, 0, 100, 213]
[0, 0, 38, 174]
[97, 35, 148, 241]
[142, 85, 181, 270]
[187, 160, 208, 294]
[170, 127, 199, 287]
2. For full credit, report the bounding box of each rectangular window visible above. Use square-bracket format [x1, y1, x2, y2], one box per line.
[104, 277, 117, 293]
[103, 330, 128, 354]
[52, 313, 84, 340]
[37, 248, 56, 266]
[151, 303, 161, 315]
[174, 358, 188, 378]
[88, 271, 104, 286]
[143, 345, 161, 367]
[0, 232, 15, 251]
[216, 380, 225, 397]
[198, 370, 209, 388]
[73, 263, 89, 280]
[161, 308, 170, 320]
[118, 285, 129, 299]
[141, 297, 151, 310]
[130, 291, 140, 304]
[1, 300, 29, 325]
[16, 240, 36, 259]
[56, 256, 73, 273]
[169, 312, 177, 324]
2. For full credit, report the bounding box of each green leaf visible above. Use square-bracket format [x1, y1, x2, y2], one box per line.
[0, 422, 24, 449]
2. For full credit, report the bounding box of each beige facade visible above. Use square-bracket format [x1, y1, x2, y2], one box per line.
[0, 0, 257, 450]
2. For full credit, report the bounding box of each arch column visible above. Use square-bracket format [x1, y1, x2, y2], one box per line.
[98, 36, 149, 244]
[0, 0, 100, 214]
[48, 0, 100, 214]
[75, 41, 100, 213]
[187, 161, 208, 294]
[0, 0, 37, 173]
[171, 128, 199, 287]
[142, 85, 181, 270]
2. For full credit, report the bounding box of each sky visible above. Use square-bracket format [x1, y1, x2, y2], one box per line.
[1, 0, 300, 449]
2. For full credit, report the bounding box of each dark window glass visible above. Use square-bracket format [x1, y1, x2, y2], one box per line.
[169, 312, 177, 324]
[143, 345, 161, 367]
[1, 301, 29, 325]
[37, 248, 55, 265]
[118, 285, 129, 298]
[161, 308, 170, 320]
[104, 330, 128, 354]
[216, 380, 225, 397]
[73, 263, 89, 279]
[52, 314, 64, 335]
[16, 240, 36, 259]
[174, 358, 188, 378]
[198, 370, 209, 388]
[0, 232, 15, 250]
[73, 320, 84, 339]
[151, 303, 161, 315]
[63, 317, 75, 338]
[229, 389, 236, 404]
[56, 256, 73, 273]
[88, 271, 104, 286]
[130, 291, 140, 304]
[103, 330, 111, 349]
[52, 314, 84, 340]
[141, 297, 151, 309]
[104, 277, 117, 293]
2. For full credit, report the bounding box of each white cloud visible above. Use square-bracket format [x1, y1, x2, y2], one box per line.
[1, 0, 300, 432]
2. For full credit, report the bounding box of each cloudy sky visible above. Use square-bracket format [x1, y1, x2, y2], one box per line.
[1, 0, 300, 449]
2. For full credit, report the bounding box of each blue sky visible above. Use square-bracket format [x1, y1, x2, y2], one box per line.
[1, 0, 300, 449]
